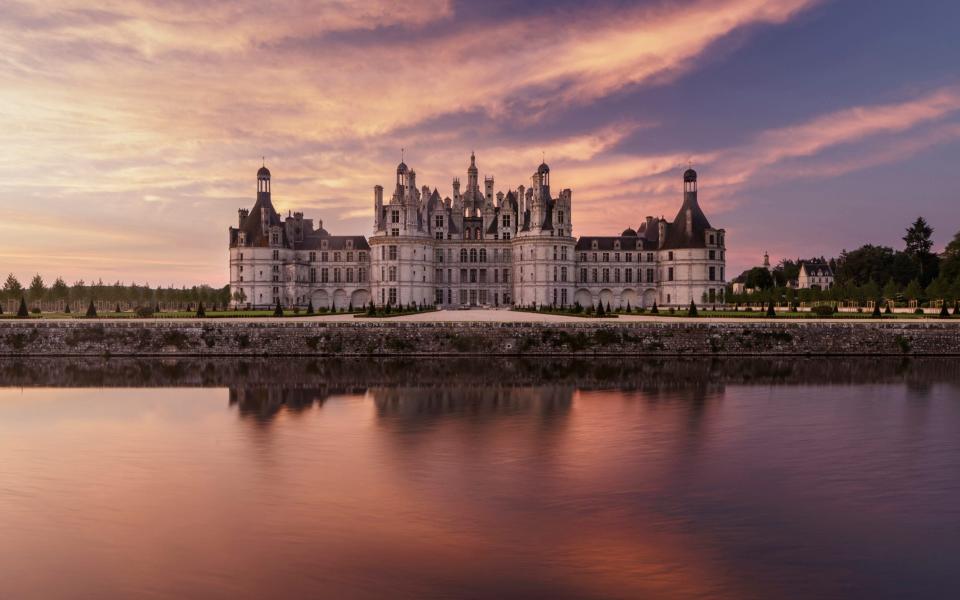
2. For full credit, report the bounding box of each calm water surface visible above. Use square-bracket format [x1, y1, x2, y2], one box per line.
[1, 358, 959, 600]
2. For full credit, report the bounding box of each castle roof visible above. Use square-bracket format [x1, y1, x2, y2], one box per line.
[660, 193, 713, 249]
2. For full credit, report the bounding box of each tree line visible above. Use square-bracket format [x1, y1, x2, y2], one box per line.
[1, 275, 231, 310]
[730, 217, 960, 305]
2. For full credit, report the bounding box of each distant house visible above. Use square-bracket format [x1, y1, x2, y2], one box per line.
[797, 261, 834, 289]
[731, 274, 747, 294]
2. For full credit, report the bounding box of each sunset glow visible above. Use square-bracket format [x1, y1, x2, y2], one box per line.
[2, 0, 958, 285]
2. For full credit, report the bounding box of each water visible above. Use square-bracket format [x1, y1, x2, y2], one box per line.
[1, 358, 958, 600]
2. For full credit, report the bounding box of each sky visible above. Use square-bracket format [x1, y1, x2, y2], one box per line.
[1, 0, 959, 286]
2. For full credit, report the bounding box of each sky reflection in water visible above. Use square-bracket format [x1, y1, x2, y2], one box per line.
[1, 358, 959, 600]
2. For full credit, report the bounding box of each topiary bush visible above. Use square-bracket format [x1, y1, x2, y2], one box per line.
[86, 300, 98, 318]
[273, 299, 283, 317]
[811, 304, 835, 317]
[766, 301, 776, 318]
[688, 300, 698, 317]
[17, 297, 29, 318]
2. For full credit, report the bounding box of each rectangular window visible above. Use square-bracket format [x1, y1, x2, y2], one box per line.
[359, 268, 366, 282]
[561, 266, 568, 282]
[561, 289, 568, 306]
[389, 246, 397, 260]
[591, 269, 598, 283]
[309, 268, 316, 283]
[391, 228, 399, 237]
[272, 250, 279, 260]
[503, 215, 511, 227]
[479, 269, 487, 284]
[470, 269, 477, 283]
[647, 268, 654, 283]
[309, 251, 316, 262]
[322, 252, 329, 262]
[603, 253, 609, 262]
[389, 288, 397, 305]
[435, 215, 444, 228]
[391, 210, 399, 223]
[709, 250, 716, 260]
[625, 253, 632, 262]
[602, 268, 610, 283]
[668, 251, 674, 261]
[709, 266, 716, 281]
[614, 268, 620, 283]
[668, 267, 674, 281]
[334, 268, 341, 283]
[347, 268, 354, 283]
[502, 269, 510, 283]
[580, 268, 587, 283]
[389, 266, 397, 282]
[625, 269, 632, 283]
[322, 268, 329, 283]
[334, 252, 341, 262]
[347, 252, 353, 262]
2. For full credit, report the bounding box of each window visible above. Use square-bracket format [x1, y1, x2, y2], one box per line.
[709, 250, 716, 260]
[668, 251, 674, 260]
[436, 269, 443, 283]
[391, 228, 399, 237]
[436, 232, 443, 240]
[271, 233, 279, 245]
[322, 268, 329, 283]
[561, 266, 568, 282]
[347, 252, 353, 262]
[389, 288, 397, 305]
[272, 250, 279, 260]
[309, 251, 316, 262]
[709, 234, 715, 245]
[479, 249, 487, 262]
[553, 246, 558, 260]
[391, 210, 399, 223]
[470, 248, 477, 263]
[580, 268, 587, 282]
[709, 266, 716, 281]
[347, 268, 354, 283]
[625, 269, 632, 283]
[479, 269, 487, 284]
[389, 246, 397, 260]
[561, 289, 568, 306]
[602, 268, 609, 283]
[436, 249, 443, 262]
[503, 232, 510, 240]
[334, 268, 341, 283]
[647, 268, 654, 283]
[553, 266, 557, 282]
[561, 246, 568, 260]
[591, 268, 598, 283]
[470, 269, 477, 283]
[647, 253, 654, 262]
[359, 252, 366, 261]
[494, 269, 499, 283]
[333, 252, 341, 262]
[668, 267, 674, 281]
[558, 210, 564, 224]
[614, 268, 621, 283]
[503, 215, 511, 227]
[309, 268, 316, 283]
[460, 248, 468, 262]
[502, 269, 510, 283]
[435, 215, 444, 228]
[460, 268, 467, 283]
[389, 266, 397, 282]
[359, 268, 366, 282]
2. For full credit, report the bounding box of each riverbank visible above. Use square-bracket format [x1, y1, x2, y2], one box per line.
[1, 318, 958, 356]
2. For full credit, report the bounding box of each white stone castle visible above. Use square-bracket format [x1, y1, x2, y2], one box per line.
[229, 155, 726, 310]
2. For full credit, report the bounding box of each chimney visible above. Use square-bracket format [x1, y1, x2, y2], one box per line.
[658, 219, 666, 249]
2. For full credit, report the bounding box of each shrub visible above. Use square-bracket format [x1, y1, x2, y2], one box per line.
[273, 299, 283, 317]
[86, 300, 98, 318]
[606, 301, 611, 314]
[17, 297, 29, 318]
[811, 304, 835, 317]
[650, 301, 659, 314]
[0, 302, 4, 315]
[688, 300, 698, 317]
[115, 303, 122, 313]
[64, 304, 71, 314]
[30, 307, 41, 314]
[954, 302, 960, 316]
[596, 302, 605, 317]
[307, 299, 315, 315]
[914, 308, 924, 315]
[196, 302, 206, 318]
[135, 306, 155, 318]
[884, 303, 892, 315]
[940, 303, 950, 318]
[872, 302, 882, 318]
[766, 301, 776, 318]
[625, 301, 631, 313]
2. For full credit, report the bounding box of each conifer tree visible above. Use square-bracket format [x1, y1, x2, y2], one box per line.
[885, 302, 893, 314]
[766, 300, 776, 318]
[17, 297, 29, 318]
[307, 299, 315, 315]
[115, 303, 122, 314]
[651, 301, 659, 314]
[688, 300, 698, 317]
[940, 303, 950, 318]
[86, 300, 97, 318]
[273, 299, 283, 317]
[596, 302, 605, 317]
[872, 300, 882, 318]
[196, 302, 206, 318]
[626, 301, 631, 313]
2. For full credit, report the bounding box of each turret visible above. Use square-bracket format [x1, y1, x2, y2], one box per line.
[484, 176, 494, 204]
[467, 152, 478, 192]
[374, 185, 384, 230]
[238, 208, 249, 227]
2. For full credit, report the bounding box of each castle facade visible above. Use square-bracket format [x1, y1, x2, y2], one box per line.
[229, 155, 726, 310]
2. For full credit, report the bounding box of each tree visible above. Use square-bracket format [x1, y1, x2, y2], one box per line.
[872, 300, 882, 318]
[650, 301, 659, 314]
[596, 302, 605, 317]
[196, 302, 206, 318]
[744, 267, 774, 290]
[17, 297, 29, 318]
[766, 300, 776, 318]
[904, 217, 939, 286]
[28, 274, 46, 302]
[882, 278, 899, 301]
[273, 299, 283, 317]
[625, 301, 631, 313]
[688, 300, 698, 317]
[50, 277, 69, 300]
[939, 302, 949, 318]
[86, 300, 97, 318]
[307, 299, 315, 315]
[4, 273, 23, 296]
[904, 279, 923, 302]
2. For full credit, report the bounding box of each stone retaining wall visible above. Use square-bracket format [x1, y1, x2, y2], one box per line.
[1, 320, 958, 356]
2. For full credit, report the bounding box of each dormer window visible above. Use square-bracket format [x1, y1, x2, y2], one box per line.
[591, 240, 598, 250]
[346, 240, 353, 250]
[321, 240, 328, 250]
[614, 240, 620, 250]
[238, 232, 246, 245]
[270, 232, 279, 245]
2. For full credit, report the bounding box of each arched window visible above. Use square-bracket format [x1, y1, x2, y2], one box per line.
[470, 248, 478, 263]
